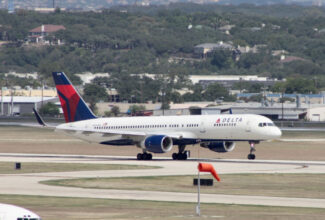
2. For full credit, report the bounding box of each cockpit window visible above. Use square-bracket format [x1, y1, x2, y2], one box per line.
[259, 122, 275, 127]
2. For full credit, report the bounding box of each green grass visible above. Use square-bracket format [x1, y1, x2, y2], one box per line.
[0, 162, 159, 174]
[1, 194, 325, 220]
[42, 173, 325, 199]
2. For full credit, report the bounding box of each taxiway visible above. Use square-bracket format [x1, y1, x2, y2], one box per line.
[0, 153, 325, 209]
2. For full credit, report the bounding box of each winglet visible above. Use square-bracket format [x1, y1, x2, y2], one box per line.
[33, 108, 47, 127]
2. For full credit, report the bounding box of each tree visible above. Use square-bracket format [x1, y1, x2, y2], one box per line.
[128, 105, 146, 115]
[39, 102, 59, 116]
[236, 53, 264, 69]
[203, 83, 235, 102]
[110, 106, 120, 116]
[170, 91, 183, 103]
[248, 94, 263, 102]
[272, 78, 317, 94]
[284, 78, 317, 94]
[182, 83, 204, 102]
[210, 50, 233, 69]
[160, 101, 170, 110]
[83, 83, 108, 112]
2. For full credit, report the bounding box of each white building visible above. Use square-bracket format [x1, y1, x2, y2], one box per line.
[0, 96, 58, 116]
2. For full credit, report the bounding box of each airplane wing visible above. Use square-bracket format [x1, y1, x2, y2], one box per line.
[57, 126, 197, 141]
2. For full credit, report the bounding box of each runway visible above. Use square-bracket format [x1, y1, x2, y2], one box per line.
[1, 153, 325, 209]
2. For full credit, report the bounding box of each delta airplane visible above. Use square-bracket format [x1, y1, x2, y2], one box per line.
[0, 203, 41, 220]
[35, 72, 281, 160]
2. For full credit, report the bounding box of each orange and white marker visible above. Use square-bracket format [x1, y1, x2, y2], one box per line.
[198, 163, 221, 182]
[196, 162, 220, 216]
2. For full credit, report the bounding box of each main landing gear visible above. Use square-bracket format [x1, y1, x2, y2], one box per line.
[247, 141, 258, 160]
[172, 145, 189, 160]
[137, 152, 152, 160]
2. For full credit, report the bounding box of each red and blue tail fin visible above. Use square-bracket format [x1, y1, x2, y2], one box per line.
[52, 72, 96, 123]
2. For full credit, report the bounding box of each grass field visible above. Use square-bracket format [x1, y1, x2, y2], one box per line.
[1, 194, 325, 220]
[0, 162, 158, 174]
[42, 174, 325, 199]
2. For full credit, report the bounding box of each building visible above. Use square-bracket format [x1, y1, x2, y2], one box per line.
[34, 7, 66, 13]
[28, 24, 66, 45]
[152, 99, 325, 121]
[219, 25, 235, 35]
[76, 72, 110, 85]
[237, 93, 325, 105]
[189, 75, 281, 89]
[279, 56, 307, 63]
[136, 73, 282, 89]
[0, 96, 58, 116]
[4, 72, 38, 79]
[237, 44, 267, 54]
[194, 42, 234, 58]
[1, 88, 57, 97]
[227, 102, 307, 120]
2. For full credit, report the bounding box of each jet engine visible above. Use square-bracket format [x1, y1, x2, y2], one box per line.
[143, 135, 173, 153]
[200, 141, 235, 153]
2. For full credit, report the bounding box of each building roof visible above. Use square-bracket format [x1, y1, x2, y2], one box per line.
[219, 25, 235, 31]
[189, 75, 270, 84]
[195, 42, 233, 50]
[238, 93, 323, 99]
[280, 56, 306, 63]
[0, 96, 57, 103]
[29, 25, 66, 33]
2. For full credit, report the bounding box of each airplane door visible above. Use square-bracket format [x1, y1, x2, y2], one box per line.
[245, 120, 251, 132]
[200, 121, 206, 133]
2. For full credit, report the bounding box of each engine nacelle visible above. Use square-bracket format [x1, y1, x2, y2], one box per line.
[200, 141, 235, 153]
[143, 135, 173, 153]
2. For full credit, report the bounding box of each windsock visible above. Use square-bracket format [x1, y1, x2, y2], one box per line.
[198, 163, 221, 182]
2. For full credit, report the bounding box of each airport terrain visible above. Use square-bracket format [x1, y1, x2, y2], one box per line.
[0, 125, 325, 219]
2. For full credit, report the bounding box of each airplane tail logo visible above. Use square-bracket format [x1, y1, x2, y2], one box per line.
[52, 72, 96, 123]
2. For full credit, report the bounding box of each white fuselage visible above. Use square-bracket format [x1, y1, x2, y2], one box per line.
[0, 203, 41, 220]
[56, 114, 281, 145]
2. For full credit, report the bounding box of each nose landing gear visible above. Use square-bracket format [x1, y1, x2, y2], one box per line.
[248, 141, 258, 160]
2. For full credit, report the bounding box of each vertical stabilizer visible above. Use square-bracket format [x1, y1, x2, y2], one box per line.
[52, 72, 96, 123]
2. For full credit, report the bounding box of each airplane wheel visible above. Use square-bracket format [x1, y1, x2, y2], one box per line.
[172, 153, 178, 160]
[181, 153, 188, 160]
[248, 154, 256, 160]
[137, 153, 142, 160]
[147, 153, 152, 160]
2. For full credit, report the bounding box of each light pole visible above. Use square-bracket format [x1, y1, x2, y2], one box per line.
[161, 90, 165, 116]
[281, 91, 284, 121]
